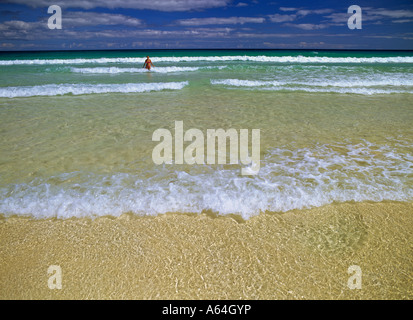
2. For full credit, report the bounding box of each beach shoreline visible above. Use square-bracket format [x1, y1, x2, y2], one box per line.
[1, 201, 412, 300]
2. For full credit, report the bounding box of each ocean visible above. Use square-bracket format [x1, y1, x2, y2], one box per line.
[0, 49, 412, 220]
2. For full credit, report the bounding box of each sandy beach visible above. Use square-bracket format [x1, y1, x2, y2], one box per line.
[1, 201, 411, 300]
[1, 50, 412, 301]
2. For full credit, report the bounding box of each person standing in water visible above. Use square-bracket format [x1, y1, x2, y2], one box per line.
[143, 56, 155, 70]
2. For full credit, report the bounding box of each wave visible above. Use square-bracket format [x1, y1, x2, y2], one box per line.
[0, 140, 412, 219]
[211, 79, 413, 94]
[70, 65, 226, 74]
[1, 55, 413, 65]
[211, 78, 413, 87]
[71, 66, 199, 74]
[0, 81, 188, 98]
[263, 87, 409, 95]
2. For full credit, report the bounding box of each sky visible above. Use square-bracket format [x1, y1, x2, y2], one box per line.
[0, 0, 413, 51]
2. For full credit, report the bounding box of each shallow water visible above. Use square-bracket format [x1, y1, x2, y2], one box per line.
[0, 50, 412, 219]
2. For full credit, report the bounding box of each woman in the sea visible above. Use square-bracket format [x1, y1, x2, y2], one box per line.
[143, 56, 155, 70]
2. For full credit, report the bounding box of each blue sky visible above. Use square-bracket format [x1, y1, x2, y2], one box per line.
[1, 0, 412, 50]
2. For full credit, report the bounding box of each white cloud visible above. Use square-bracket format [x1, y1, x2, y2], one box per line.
[46, 27, 234, 40]
[323, 12, 351, 24]
[269, 7, 333, 24]
[372, 8, 413, 19]
[268, 14, 296, 23]
[235, 32, 320, 38]
[2, 0, 231, 12]
[0, 12, 144, 40]
[1, 42, 15, 48]
[0, 20, 45, 40]
[176, 16, 265, 26]
[283, 23, 328, 30]
[393, 19, 413, 23]
[1, 20, 38, 30]
[279, 7, 297, 12]
[365, 34, 413, 40]
[295, 9, 333, 16]
[324, 8, 413, 25]
[63, 12, 143, 27]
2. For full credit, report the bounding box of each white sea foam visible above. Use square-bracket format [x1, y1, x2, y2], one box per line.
[70, 65, 226, 74]
[261, 87, 409, 95]
[1, 55, 413, 65]
[0, 81, 189, 98]
[70, 66, 199, 73]
[212, 79, 283, 87]
[212, 78, 413, 87]
[1, 141, 412, 219]
[211, 79, 413, 94]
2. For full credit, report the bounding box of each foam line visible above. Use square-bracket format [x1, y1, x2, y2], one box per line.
[0, 81, 189, 98]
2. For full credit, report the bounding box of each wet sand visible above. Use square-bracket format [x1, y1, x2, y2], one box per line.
[0, 201, 412, 300]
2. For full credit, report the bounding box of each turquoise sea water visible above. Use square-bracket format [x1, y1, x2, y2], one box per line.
[0, 50, 412, 219]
